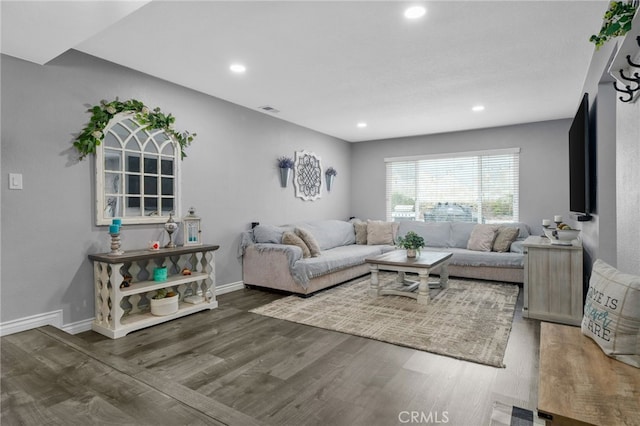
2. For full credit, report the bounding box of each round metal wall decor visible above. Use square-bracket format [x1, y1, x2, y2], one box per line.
[294, 150, 322, 201]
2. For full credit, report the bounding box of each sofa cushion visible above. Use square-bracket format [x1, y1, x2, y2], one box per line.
[397, 221, 451, 248]
[509, 222, 532, 239]
[367, 220, 395, 245]
[510, 240, 526, 254]
[295, 227, 322, 257]
[422, 247, 525, 268]
[254, 224, 292, 244]
[450, 222, 477, 248]
[581, 259, 640, 368]
[296, 220, 356, 250]
[493, 227, 520, 252]
[282, 231, 311, 258]
[467, 224, 499, 252]
[291, 244, 395, 284]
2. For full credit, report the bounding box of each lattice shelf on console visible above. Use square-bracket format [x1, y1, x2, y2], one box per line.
[119, 301, 215, 327]
[119, 272, 209, 296]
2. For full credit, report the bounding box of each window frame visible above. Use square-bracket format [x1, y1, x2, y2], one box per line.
[95, 112, 182, 225]
[385, 148, 520, 224]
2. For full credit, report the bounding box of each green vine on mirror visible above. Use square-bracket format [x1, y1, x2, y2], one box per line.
[73, 98, 196, 160]
[590, 1, 638, 49]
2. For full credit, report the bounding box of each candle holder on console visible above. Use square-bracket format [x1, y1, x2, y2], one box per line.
[164, 212, 179, 248]
[553, 215, 563, 229]
[108, 225, 123, 255]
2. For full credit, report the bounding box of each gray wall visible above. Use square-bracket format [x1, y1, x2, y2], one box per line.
[2, 46, 636, 330]
[580, 81, 618, 275]
[350, 119, 573, 234]
[576, 41, 618, 278]
[616, 90, 640, 275]
[1, 51, 352, 325]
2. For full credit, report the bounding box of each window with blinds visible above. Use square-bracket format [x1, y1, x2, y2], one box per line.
[386, 148, 520, 224]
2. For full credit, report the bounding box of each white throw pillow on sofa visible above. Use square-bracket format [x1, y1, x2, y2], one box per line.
[582, 259, 640, 368]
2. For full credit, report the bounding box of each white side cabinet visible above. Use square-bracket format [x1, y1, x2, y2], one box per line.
[523, 236, 583, 326]
[89, 244, 219, 338]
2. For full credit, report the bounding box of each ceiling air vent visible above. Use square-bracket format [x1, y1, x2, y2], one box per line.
[258, 105, 280, 114]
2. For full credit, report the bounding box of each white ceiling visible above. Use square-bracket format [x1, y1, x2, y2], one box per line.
[1, 1, 609, 142]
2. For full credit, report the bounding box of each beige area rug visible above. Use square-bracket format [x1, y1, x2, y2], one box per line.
[250, 272, 519, 368]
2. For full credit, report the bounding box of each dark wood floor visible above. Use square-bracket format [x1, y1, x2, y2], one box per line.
[2, 284, 540, 426]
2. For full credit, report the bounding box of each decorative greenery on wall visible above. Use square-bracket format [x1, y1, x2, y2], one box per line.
[590, 1, 638, 49]
[73, 98, 196, 160]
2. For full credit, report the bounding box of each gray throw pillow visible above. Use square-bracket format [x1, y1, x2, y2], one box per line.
[282, 231, 311, 258]
[354, 221, 368, 245]
[295, 227, 321, 257]
[467, 224, 499, 252]
[492, 227, 520, 252]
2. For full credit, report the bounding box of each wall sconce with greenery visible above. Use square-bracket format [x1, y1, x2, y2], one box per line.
[325, 167, 337, 192]
[277, 156, 294, 188]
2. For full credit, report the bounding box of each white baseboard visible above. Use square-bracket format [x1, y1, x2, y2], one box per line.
[61, 318, 94, 335]
[216, 280, 245, 295]
[0, 310, 63, 337]
[1, 281, 246, 337]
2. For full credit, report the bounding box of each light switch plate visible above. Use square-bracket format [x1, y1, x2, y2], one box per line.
[9, 173, 23, 190]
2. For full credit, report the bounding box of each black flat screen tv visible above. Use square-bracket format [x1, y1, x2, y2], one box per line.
[568, 93, 593, 217]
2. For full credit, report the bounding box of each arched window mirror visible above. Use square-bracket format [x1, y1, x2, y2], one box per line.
[96, 113, 180, 225]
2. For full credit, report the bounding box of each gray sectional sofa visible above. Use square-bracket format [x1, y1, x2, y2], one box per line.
[241, 220, 396, 295]
[398, 220, 531, 284]
[240, 219, 532, 296]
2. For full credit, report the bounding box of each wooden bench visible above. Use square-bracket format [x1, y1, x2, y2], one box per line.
[538, 322, 640, 425]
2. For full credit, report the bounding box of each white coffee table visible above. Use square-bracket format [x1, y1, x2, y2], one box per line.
[365, 250, 452, 305]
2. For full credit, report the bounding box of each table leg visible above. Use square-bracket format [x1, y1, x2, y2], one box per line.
[368, 265, 380, 298]
[439, 262, 449, 289]
[417, 270, 430, 305]
[397, 271, 405, 284]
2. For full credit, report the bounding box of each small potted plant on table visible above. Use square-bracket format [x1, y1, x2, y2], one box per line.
[396, 231, 426, 258]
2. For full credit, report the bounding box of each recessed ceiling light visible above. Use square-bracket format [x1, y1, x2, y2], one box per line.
[229, 63, 246, 74]
[472, 105, 485, 112]
[404, 5, 426, 19]
[357, 122, 368, 128]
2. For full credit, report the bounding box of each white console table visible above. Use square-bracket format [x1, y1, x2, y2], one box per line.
[88, 244, 219, 338]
